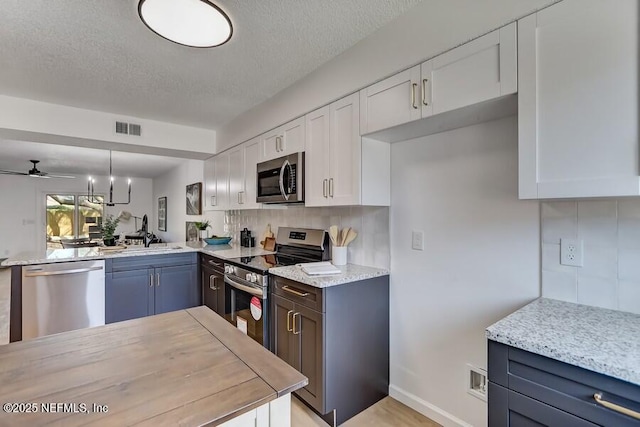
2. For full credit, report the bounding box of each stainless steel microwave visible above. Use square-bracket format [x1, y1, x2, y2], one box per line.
[256, 152, 304, 203]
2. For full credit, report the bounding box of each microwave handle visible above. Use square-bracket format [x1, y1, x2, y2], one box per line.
[279, 159, 291, 201]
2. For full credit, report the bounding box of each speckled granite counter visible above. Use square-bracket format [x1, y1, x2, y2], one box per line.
[486, 298, 640, 386]
[269, 263, 389, 288]
[0, 242, 275, 266]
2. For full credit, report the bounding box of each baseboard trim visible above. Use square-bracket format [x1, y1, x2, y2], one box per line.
[389, 385, 474, 427]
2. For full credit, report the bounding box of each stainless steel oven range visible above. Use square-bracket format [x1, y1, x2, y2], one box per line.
[222, 227, 329, 348]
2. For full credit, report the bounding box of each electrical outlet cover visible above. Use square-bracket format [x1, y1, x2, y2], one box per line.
[560, 238, 583, 267]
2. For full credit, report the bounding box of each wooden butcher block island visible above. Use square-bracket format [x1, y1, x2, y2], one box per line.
[0, 306, 307, 426]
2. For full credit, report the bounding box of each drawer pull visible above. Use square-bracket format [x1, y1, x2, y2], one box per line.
[286, 310, 293, 332]
[282, 285, 309, 297]
[292, 312, 300, 335]
[594, 393, 640, 420]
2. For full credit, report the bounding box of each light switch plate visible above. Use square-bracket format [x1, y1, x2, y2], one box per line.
[560, 238, 583, 267]
[412, 231, 424, 251]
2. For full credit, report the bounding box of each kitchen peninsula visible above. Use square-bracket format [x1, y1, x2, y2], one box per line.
[0, 306, 307, 426]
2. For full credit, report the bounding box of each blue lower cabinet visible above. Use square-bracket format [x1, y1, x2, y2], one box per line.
[154, 264, 199, 315]
[488, 340, 640, 427]
[106, 254, 199, 323]
[105, 269, 154, 323]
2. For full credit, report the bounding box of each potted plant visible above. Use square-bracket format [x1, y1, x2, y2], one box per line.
[101, 215, 120, 246]
[194, 220, 210, 240]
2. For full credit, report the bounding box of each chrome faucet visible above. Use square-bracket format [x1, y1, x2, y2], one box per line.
[142, 214, 151, 247]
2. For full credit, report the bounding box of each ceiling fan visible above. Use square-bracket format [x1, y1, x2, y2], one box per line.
[0, 160, 75, 179]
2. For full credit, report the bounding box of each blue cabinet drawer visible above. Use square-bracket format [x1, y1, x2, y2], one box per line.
[110, 253, 196, 272]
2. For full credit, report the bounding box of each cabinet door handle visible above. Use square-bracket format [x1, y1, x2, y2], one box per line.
[282, 285, 309, 297]
[422, 78, 429, 106]
[594, 393, 640, 420]
[292, 312, 300, 335]
[149, 274, 154, 288]
[156, 273, 160, 287]
[209, 275, 219, 291]
[286, 310, 293, 332]
[211, 195, 216, 206]
[323, 179, 328, 198]
[208, 260, 223, 268]
[329, 178, 334, 198]
[238, 192, 242, 204]
[411, 83, 418, 109]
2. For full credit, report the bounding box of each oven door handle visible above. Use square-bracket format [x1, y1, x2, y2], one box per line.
[224, 276, 264, 298]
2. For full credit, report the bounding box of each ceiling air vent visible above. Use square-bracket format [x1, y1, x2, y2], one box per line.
[115, 121, 142, 136]
[115, 121, 128, 135]
[129, 123, 141, 136]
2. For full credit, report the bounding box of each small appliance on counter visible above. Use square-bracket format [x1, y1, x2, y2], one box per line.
[240, 228, 255, 247]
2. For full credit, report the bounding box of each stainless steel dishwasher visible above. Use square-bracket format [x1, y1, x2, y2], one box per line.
[22, 259, 105, 339]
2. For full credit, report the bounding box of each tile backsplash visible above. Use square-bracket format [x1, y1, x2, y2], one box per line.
[541, 200, 640, 314]
[222, 206, 390, 269]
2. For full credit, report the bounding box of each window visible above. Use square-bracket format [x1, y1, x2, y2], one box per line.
[46, 194, 104, 248]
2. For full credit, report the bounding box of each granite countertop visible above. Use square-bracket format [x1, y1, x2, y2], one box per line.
[0, 307, 307, 426]
[0, 242, 275, 266]
[486, 298, 640, 386]
[269, 263, 389, 288]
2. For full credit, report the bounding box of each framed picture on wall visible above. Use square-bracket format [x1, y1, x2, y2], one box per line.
[158, 196, 167, 231]
[186, 182, 202, 215]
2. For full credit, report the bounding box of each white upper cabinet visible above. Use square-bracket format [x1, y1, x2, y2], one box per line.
[203, 156, 216, 212]
[213, 153, 229, 211]
[260, 116, 305, 161]
[228, 145, 244, 210]
[360, 23, 517, 137]
[242, 137, 260, 209]
[518, 0, 639, 199]
[306, 93, 387, 207]
[423, 23, 516, 117]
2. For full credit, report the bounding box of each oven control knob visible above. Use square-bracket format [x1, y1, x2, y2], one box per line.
[225, 265, 232, 274]
[250, 273, 258, 283]
[245, 273, 252, 281]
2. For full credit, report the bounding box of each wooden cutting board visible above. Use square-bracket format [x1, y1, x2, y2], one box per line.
[264, 237, 276, 251]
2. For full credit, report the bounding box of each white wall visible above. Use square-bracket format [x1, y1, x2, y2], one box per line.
[0, 173, 153, 257]
[0, 95, 216, 158]
[216, 0, 557, 151]
[541, 200, 640, 314]
[152, 160, 224, 243]
[389, 117, 540, 427]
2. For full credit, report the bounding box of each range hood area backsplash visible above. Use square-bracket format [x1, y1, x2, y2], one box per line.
[223, 206, 390, 269]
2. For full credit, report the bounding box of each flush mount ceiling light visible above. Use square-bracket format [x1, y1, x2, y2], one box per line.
[138, 0, 232, 48]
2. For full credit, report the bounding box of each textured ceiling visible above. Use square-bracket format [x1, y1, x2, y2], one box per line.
[0, 140, 186, 179]
[0, 0, 423, 130]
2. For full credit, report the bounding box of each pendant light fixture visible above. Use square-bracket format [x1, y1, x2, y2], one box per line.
[138, 0, 232, 48]
[87, 151, 132, 207]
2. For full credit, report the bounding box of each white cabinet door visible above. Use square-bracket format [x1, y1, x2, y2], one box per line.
[328, 93, 360, 206]
[518, 0, 639, 199]
[243, 137, 260, 209]
[203, 157, 216, 212]
[213, 153, 229, 211]
[360, 65, 421, 135]
[228, 146, 244, 210]
[305, 105, 331, 207]
[281, 116, 305, 156]
[424, 23, 516, 117]
[260, 117, 306, 161]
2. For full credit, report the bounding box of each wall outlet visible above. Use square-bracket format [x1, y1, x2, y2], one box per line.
[411, 231, 424, 251]
[560, 238, 583, 267]
[466, 364, 487, 401]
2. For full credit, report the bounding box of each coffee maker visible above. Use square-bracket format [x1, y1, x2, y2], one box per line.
[240, 228, 255, 247]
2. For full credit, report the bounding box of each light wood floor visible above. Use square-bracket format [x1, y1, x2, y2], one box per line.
[292, 396, 441, 427]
